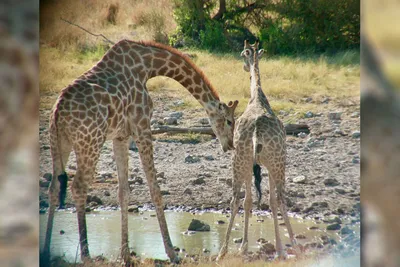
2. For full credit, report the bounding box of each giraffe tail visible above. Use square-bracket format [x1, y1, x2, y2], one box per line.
[50, 103, 68, 209]
[253, 164, 262, 209]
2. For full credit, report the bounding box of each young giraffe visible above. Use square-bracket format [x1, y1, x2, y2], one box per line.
[218, 40, 296, 260]
[42, 39, 239, 265]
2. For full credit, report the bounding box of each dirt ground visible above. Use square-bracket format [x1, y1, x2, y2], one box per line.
[39, 92, 360, 226]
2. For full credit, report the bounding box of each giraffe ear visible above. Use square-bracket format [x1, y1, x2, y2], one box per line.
[258, 49, 264, 58]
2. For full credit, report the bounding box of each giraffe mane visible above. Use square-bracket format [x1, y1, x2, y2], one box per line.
[126, 39, 220, 101]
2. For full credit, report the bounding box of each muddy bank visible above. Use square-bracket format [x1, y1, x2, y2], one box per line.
[39, 95, 360, 233]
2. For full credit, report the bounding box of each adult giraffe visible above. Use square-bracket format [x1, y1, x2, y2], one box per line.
[41, 39, 239, 265]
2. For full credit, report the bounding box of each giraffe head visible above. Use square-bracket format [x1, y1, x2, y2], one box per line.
[241, 40, 264, 72]
[208, 100, 239, 152]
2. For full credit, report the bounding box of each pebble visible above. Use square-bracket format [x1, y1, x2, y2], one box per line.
[43, 173, 52, 181]
[326, 223, 341, 231]
[351, 131, 360, 138]
[192, 177, 205, 185]
[323, 178, 340, 186]
[304, 111, 314, 118]
[298, 132, 307, 138]
[183, 188, 192, 195]
[198, 117, 209, 125]
[185, 155, 201, 163]
[233, 237, 243, 243]
[350, 111, 359, 118]
[169, 111, 183, 119]
[156, 172, 165, 179]
[293, 175, 307, 184]
[39, 178, 50, 188]
[328, 112, 342, 120]
[352, 157, 360, 164]
[128, 205, 139, 212]
[163, 117, 178, 125]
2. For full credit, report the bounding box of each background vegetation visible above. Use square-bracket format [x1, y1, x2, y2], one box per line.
[40, 0, 360, 119]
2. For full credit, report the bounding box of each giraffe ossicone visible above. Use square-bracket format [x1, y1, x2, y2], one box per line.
[217, 40, 297, 261]
[41, 39, 239, 265]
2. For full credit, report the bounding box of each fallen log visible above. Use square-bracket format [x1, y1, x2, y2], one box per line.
[150, 123, 309, 136]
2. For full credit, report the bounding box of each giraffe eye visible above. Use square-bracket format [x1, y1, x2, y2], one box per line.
[226, 120, 232, 126]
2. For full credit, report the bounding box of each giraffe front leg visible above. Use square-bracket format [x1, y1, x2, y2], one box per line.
[239, 177, 253, 255]
[134, 131, 179, 263]
[113, 138, 131, 265]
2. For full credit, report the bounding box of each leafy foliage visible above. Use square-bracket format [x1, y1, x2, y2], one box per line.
[171, 0, 360, 54]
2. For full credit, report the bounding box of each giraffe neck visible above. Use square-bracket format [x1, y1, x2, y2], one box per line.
[249, 62, 274, 114]
[89, 40, 221, 113]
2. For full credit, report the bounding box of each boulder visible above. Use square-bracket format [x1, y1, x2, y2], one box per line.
[188, 219, 210, 231]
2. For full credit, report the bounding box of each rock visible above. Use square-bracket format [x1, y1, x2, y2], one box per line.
[305, 97, 313, 103]
[297, 192, 306, 198]
[43, 173, 52, 181]
[352, 157, 360, 164]
[260, 203, 269, 211]
[304, 111, 314, 118]
[350, 111, 359, 118]
[192, 177, 205, 185]
[85, 207, 92, 212]
[60, 230, 65, 235]
[198, 117, 209, 125]
[298, 132, 307, 138]
[90, 195, 103, 205]
[321, 97, 330, 104]
[174, 246, 180, 252]
[291, 206, 301, 212]
[39, 200, 49, 208]
[295, 234, 307, 239]
[323, 178, 340, 186]
[309, 226, 319, 230]
[156, 172, 165, 179]
[173, 100, 184, 106]
[233, 237, 243, 243]
[157, 178, 164, 184]
[335, 188, 346, 194]
[256, 219, 264, 222]
[293, 175, 306, 184]
[323, 215, 342, 224]
[257, 238, 267, 244]
[352, 131, 360, 138]
[129, 140, 138, 151]
[334, 128, 345, 135]
[203, 248, 210, 253]
[104, 190, 110, 196]
[160, 190, 170, 195]
[185, 155, 200, 163]
[225, 179, 232, 187]
[169, 111, 183, 119]
[216, 220, 225, 224]
[326, 223, 341, 231]
[128, 205, 139, 212]
[183, 188, 192, 195]
[259, 243, 276, 254]
[328, 112, 342, 120]
[340, 226, 353, 235]
[39, 178, 50, 188]
[188, 219, 210, 231]
[204, 155, 214, 161]
[163, 117, 178, 125]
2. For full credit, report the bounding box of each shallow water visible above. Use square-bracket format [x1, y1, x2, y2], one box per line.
[39, 210, 358, 262]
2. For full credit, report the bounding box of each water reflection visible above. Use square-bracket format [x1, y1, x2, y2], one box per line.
[39, 210, 355, 262]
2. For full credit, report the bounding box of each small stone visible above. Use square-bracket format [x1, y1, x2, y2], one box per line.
[293, 175, 306, 184]
[260, 203, 269, 211]
[169, 111, 183, 119]
[174, 246, 180, 252]
[43, 173, 52, 181]
[85, 207, 92, 212]
[184, 188, 192, 195]
[298, 132, 307, 138]
[203, 248, 210, 253]
[60, 230, 65, 235]
[160, 190, 170, 195]
[326, 223, 341, 231]
[198, 117, 209, 125]
[297, 192, 306, 198]
[185, 155, 200, 163]
[335, 188, 346, 194]
[328, 112, 342, 120]
[188, 219, 210, 231]
[173, 100, 184, 106]
[91, 195, 103, 205]
[225, 179, 232, 187]
[216, 220, 225, 225]
[309, 226, 319, 230]
[352, 131, 360, 138]
[163, 117, 178, 125]
[352, 157, 360, 164]
[128, 205, 139, 212]
[204, 155, 214, 161]
[256, 219, 264, 222]
[350, 112, 359, 118]
[334, 128, 345, 135]
[157, 178, 164, 183]
[295, 234, 306, 239]
[340, 227, 353, 235]
[39, 178, 50, 188]
[192, 177, 205, 185]
[291, 206, 301, 212]
[323, 178, 340, 186]
[233, 237, 243, 243]
[104, 190, 110, 196]
[305, 97, 313, 103]
[304, 111, 314, 118]
[156, 172, 165, 179]
[259, 243, 276, 254]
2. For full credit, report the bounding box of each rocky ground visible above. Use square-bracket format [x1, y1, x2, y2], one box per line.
[39, 93, 360, 252]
